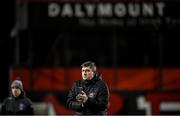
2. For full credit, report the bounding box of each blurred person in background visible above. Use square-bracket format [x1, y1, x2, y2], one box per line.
[67, 61, 110, 115]
[0, 79, 34, 115]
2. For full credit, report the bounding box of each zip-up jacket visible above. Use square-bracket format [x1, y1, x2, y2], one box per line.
[1, 91, 34, 115]
[67, 73, 109, 115]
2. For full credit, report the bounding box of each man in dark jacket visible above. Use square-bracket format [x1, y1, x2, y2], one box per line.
[67, 61, 110, 115]
[0, 79, 34, 115]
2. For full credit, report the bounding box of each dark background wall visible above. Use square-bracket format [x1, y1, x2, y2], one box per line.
[0, 0, 15, 100]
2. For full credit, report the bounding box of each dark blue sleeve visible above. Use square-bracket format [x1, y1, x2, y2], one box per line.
[67, 82, 83, 110]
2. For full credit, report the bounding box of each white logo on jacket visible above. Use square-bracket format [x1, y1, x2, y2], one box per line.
[88, 93, 95, 98]
[19, 103, 24, 110]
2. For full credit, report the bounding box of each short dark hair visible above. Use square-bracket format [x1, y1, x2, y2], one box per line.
[81, 61, 96, 72]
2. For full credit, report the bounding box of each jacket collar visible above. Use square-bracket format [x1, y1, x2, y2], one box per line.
[82, 72, 102, 85]
[11, 90, 25, 99]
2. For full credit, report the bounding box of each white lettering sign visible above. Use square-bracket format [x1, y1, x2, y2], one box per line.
[48, 2, 165, 18]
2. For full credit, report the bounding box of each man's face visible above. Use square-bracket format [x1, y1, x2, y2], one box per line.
[11, 87, 21, 97]
[82, 66, 95, 80]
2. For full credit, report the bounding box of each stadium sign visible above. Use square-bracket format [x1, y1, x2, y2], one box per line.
[48, 2, 165, 18]
[28, 0, 180, 27]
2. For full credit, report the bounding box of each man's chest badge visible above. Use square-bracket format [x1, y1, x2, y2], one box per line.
[19, 103, 24, 110]
[88, 92, 95, 98]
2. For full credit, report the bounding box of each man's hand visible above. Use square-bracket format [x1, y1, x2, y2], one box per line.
[80, 91, 88, 103]
[76, 94, 84, 103]
[76, 91, 88, 103]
